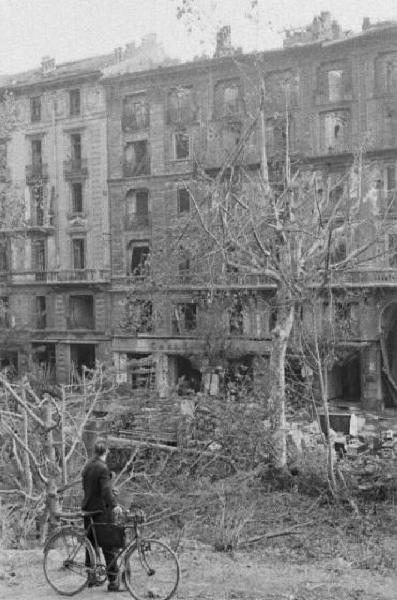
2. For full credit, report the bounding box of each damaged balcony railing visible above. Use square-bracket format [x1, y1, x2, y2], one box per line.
[10, 269, 111, 283]
[312, 269, 397, 286]
[25, 163, 48, 184]
[127, 271, 277, 288]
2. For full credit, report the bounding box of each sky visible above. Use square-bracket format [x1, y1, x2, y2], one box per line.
[0, 0, 396, 74]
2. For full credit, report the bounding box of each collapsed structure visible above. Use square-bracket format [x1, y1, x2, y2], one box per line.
[1, 14, 397, 412]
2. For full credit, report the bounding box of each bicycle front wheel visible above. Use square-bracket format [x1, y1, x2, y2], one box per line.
[124, 538, 180, 600]
[43, 528, 95, 596]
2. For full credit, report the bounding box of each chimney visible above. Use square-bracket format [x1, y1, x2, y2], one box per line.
[362, 17, 371, 31]
[114, 47, 124, 63]
[41, 56, 56, 75]
[214, 25, 232, 58]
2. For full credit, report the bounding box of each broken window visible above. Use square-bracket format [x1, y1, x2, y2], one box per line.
[0, 241, 8, 272]
[68, 295, 94, 329]
[172, 303, 197, 333]
[229, 296, 244, 335]
[174, 131, 190, 160]
[0, 140, 7, 181]
[265, 116, 292, 157]
[127, 242, 150, 277]
[124, 140, 150, 177]
[0, 296, 9, 328]
[122, 95, 149, 131]
[72, 238, 85, 270]
[31, 185, 44, 225]
[264, 70, 299, 107]
[32, 239, 46, 279]
[327, 70, 344, 102]
[167, 86, 196, 124]
[389, 234, 397, 267]
[31, 139, 43, 176]
[125, 189, 150, 228]
[321, 110, 350, 153]
[177, 188, 190, 214]
[127, 353, 155, 390]
[30, 97, 41, 122]
[71, 182, 83, 213]
[124, 300, 153, 334]
[36, 295, 46, 329]
[69, 89, 81, 116]
[70, 343, 95, 377]
[214, 79, 243, 117]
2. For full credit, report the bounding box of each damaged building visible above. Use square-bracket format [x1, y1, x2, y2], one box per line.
[1, 15, 397, 412]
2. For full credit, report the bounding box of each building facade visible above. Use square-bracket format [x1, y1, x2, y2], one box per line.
[2, 15, 397, 411]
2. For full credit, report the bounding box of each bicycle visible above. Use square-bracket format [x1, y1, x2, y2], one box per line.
[43, 504, 180, 599]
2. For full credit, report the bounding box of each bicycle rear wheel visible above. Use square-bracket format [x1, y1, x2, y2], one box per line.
[43, 528, 95, 596]
[124, 538, 180, 600]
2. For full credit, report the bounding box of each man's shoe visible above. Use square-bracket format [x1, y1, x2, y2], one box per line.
[107, 581, 122, 592]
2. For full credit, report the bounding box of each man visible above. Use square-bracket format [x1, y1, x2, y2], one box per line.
[82, 438, 123, 591]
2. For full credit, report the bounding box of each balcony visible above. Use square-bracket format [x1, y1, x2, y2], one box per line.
[125, 213, 151, 230]
[123, 157, 150, 178]
[63, 158, 88, 180]
[125, 271, 277, 290]
[312, 269, 397, 288]
[26, 163, 48, 184]
[10, 269, 111, 284]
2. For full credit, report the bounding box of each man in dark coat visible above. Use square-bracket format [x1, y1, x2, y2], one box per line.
[82, 439, 122, 591]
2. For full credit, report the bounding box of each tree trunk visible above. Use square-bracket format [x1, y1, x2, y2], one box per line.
[267, 303, 294, 470]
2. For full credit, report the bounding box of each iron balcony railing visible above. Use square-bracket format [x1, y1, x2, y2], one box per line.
[63, 158, 88, 180]
[25, 163, 48, 184]
[10, 269, 111, 284]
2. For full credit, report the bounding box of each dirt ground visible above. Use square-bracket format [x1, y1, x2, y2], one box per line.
[1, 539, 396, 600]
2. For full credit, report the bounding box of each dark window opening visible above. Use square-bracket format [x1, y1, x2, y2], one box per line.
[215, 80, 243, 117]
[32, 239, 46, 280]
[35, 296, 46, 329]
[32, 185, 44, 225]
[389, 234, 397, 267]
[177, 188, 190, 213]
[68, 295, 94, 329]
[31, 139, 42, 175]
[128, 243, 150, 277]
[172, 303, 197, 334]
[70, 343, 95, 378]
[124, 140, 150, 177]
[174, 132, 190, 159]
[31, 343, 55, 381]
[71, 133, 82, 163]
[127, 353, 155, 390]
[0, 242, 8, 272]
[229, 297, 244, 335]
[224, 356, 253, 397]
[72, 182, 83, 213]
[167, 87, 196, 124]
[125, 189, 149, 228]
[175, 355, 201, 393]
[122, 96, 149, 131]
[69, 89, 81, 116]
[30, 97, 41, 122]
[72, 238, 85, 270]
[0, 296, 9, 328]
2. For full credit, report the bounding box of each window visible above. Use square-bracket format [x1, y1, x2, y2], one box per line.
[125, 189, 149, 228]
[122, 95, 149, 131]
[30, 97, 41, 122]
[265, 116, 288, 157]
[0, 242, 8, 272]
[229, 297, 244, 335]
[389, 234, 397, 267]
[32, 239, 46, 272]
[0, 296, 9, 328]
[31, 139, 42, 170]
[177, 188, 190, 213]
[31, 185, 44, 225]
[124, 300, 153, 334]
[265, 70, 300, 107]
[167, 87, 196, 124]
[327, 70, 344, 102]
[68, 295, 94, 329]
[173, 303, 197, 333]
[71, 182, 83, 213]
[72, 238, 85, 270]
[69, 89, 81, 116]
[0, 140, 7, 182]
[36, 296, 46, 329]
[127, 353, 155, 389]
[127, 242, 150, 277]
[174, 132, 190, 160]
[124, 140, 150, 177]
[71, 133, 82, 163]
[214, 80, 243, 117]
[321, 110, 350, 153]
[375, 53, 397, 95]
